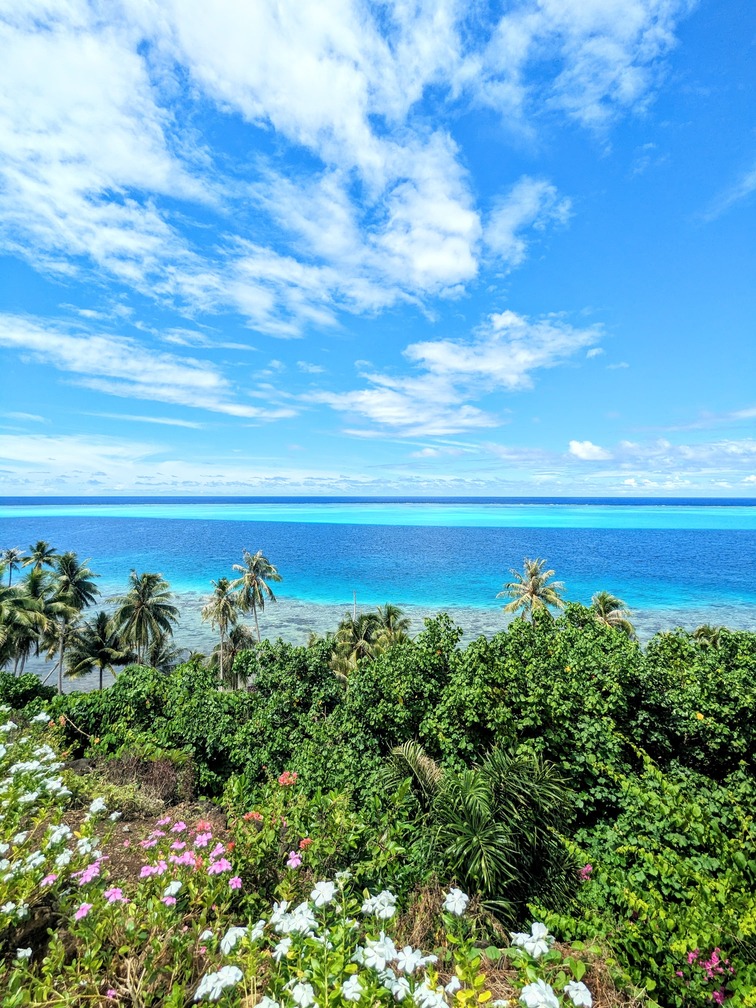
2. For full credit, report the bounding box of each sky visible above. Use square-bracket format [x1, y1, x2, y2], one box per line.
[0, 0, 755, 497]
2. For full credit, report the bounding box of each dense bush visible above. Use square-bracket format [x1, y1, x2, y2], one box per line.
[4, 604, 756, 1005]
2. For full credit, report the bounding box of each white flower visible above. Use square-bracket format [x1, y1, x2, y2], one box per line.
[30, 712, 50, 724]
[341, 976, 364, 1002]
[257, 999, 280, 1008]
[55, 850, 72, 868]
[220, 926, 247, 955]
[76, 838, 94, 855]
[269, 899, 290, 925]
[291, 982, 316, 1008]
[0, 843, 8, 854]
[391, 977, 412, 1002]
[109, 811, 123, 821]
[1, 901, 16, 914]
[16, 947, 32, 960]
[362, 889, 398, 920]
[311, 880, 336, 907]
[564, 982, 592, 1008]
[12, 832, 28, 845]
[194, 965, 243, 1001]
[413, 981, 447, 1008]
[0, 721, 18, 733]
[442, 888, 469, 916]
[363, 932, 398, 972]
[287, 902, 318, 936]
[16, 903, 29, 919]
[249, 919, 266, 942]
[335, 869, 352, 883]
[519, 980, 559, 1008]
[199, 929, 214, 941]
[88, 797, 107, 815]
[396, 947, 424, 975]
[272, 937, 292, 962]
[510, 923, 553, 959]
[445, 977, 462, 995]
[46, 824, 72, 847]
[163, 880, 183, 898]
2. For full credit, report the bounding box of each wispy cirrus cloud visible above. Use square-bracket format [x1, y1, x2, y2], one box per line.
[0, 314, 295, 420]
[314, 309, 600, 436]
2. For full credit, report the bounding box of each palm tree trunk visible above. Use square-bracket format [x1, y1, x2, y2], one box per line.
[219, 626, 225, 684]
[99, 663, 103, 692]
[58, 631, 64, 695]
[252, 604, 260, 642]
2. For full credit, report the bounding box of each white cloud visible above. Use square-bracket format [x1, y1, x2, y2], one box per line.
[569, 439, 613, 460]
[744, 475, 756, 484]
[315, 309, 600, 436]
[0, 314, 295, 420]
[607, 361, 630, 369]
[85, 412, 204, 429]
[485, 176, 571, 267]
[586, 347, 604, 358]
[0, 0, 694, 338]
[704, 157, 756, 220]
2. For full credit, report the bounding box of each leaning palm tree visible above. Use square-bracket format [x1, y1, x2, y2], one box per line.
[230, 550, 282, 642]
[1, 548, 25, 587]
[201, 578, 239, 685]
[111, 571, 179, 664]
[497, 557, 565, 619]
[65, 611, 137, 690]
[22, 541, 58, 572]
[8, 567, 70, 676]
[590, 591, 636, 638]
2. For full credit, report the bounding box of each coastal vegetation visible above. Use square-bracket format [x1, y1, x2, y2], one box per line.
[1, 544, 755, 1006]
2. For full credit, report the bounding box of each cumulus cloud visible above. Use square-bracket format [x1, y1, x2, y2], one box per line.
[569, 440, 613, 460]
[0, 0, 694, 336]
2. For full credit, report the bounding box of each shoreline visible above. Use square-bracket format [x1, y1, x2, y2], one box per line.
[18, 592, 756, 693]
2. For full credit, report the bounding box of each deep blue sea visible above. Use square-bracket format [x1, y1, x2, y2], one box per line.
[2, 497, 756, 686]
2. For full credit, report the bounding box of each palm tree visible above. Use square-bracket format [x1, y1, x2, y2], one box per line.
[497, 558, 565, 619]
[111, 571, 179, 664]
[8, 567, 71, 676]
[65, 611, 137, 690]
[48, 552, 100, 693]
[374, 603, 411, 648]
[230, 550, 282, 642]
[1, 548, 25, 587]
[22, 541, 58, 572]
[692, 624, 723, 650]
[209, 623, 257, 688]
[201, 578, 239, 684]
[590, 591, 636, 638]
[145, 632, 191, 674]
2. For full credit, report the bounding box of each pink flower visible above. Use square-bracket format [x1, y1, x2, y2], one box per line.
[106, 990, 118, 1000]
[103, 887, 127, 904]
[210, 843, 226, 859]
[299, 837, 312, 850]
[140, 839, 157, 849]
[155, 860, 168, 875]
[156, 816, 172, 826]
[278, 770, 298, 786]
[41, 873, 58, 886]
[194, 832, 212, 848]
[229, 876, 242, 890]
[196, 818, 212, 832]
[76, 861, 103, 886]
[199, 946, 207, 955]
[207, 858, 232, 875]
[286, 851, 302, 869]
[688, 951, 700, 964]
[712, 993, 725, 1006]
[140, 865, 158, 878]
[578, 864, 593, 881]
[171, 821, 187, 833]
[122, 840, 131, 848]
[161, 896, 177, 906]
[149, 830, 166, 838]
[74, 903, 93, 920]
[170, 841, 186, 851]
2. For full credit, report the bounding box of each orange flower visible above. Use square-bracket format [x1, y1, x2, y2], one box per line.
[299, 837, 312, 850]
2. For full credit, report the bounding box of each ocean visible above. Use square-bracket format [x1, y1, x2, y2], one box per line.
[2, 497, 755, 688]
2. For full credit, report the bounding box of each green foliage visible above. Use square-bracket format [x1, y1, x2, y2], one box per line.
[0, 671, 55, 709]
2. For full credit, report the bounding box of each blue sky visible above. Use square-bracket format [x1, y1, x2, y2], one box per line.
[0, 0, 754, 496]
